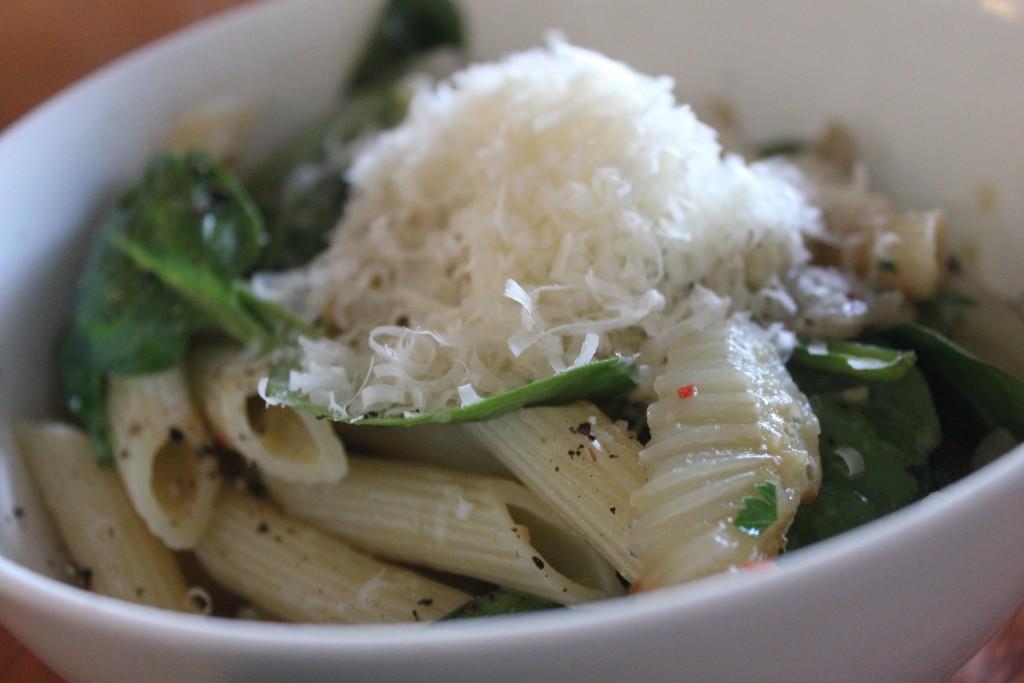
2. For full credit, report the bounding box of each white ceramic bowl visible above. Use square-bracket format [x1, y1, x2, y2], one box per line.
[2, 1, 1023, 681]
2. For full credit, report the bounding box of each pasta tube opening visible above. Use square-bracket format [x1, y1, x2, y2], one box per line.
[150, 434, 207, 519]
[506, 503, 623, 597]
[188, 342, 347, 484]
[108, 368, 221, 550]
[245, 397, 320, 464]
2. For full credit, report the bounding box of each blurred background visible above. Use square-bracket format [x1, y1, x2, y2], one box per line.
[0, 0, 251, 130]
[0, 1, 1021, 681]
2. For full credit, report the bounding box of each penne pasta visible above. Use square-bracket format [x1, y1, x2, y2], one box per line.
[870, 209, 948, 300]
[466, 402, 645, 583]
[108, 367, 220, 550]
[269, 456, 624, 605]
[15, 421, 196, 611]
[194, 488, 470, 623]
[188, 342, 348, 484]
[631, 317, 821, 591]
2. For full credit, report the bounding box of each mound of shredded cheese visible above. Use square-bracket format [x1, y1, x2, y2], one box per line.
[261, 39, 822, 419]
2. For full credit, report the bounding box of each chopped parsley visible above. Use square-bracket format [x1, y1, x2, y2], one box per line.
[733, 482, 779, 537]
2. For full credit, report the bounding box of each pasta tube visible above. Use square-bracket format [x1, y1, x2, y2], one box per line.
[871, 209, 948, 300]
[632, 316, 821, 590]
[194, 488, 470, 623]
[467, 402, 645, 583]
[188, 342, 348, 484]
[269, 456, 624, 605]
[107, 367, 220, 550]
[15, 421, 196, 611]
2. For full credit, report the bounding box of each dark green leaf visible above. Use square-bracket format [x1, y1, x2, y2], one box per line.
[345, 0, 466, 94]
[110, 236, 310, 349]
[878, 322, 1024, 441]
[734, 482, 779, 537]
[785, 366, 940, 550]
[60, 150, 291, 464]
[789, 339, 916, 381]
[113, 152, 266, 274]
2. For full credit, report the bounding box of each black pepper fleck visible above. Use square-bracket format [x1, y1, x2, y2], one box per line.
[569, 421, 597, 441]
[74, 564, 93, 590]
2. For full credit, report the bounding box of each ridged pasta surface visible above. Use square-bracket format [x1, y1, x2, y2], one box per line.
[632, 317, 821, 590]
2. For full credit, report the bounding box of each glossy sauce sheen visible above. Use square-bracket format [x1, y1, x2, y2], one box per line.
[0, 1, 1020, 681]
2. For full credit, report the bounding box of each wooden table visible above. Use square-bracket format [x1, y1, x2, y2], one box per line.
[0, 1, 1022, 681]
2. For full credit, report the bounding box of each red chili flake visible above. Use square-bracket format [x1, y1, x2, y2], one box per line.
[677, 384, 697, 399]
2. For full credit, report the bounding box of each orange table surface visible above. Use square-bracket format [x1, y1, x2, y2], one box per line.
[0, 1, 1022, 681]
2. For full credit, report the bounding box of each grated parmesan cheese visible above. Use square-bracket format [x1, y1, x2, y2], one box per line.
[261, 39, 822, 419]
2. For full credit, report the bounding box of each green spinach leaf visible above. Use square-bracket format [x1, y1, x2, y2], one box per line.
[345, 0, 466, 94]
[785, 365, 940, 550]
[878, 322, 1024, 441]
[266, 356, 640, 425]
[60, 151, 300, 464]
[789, 339, 916, 381]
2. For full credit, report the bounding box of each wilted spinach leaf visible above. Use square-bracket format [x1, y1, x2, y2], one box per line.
[785, 364, 940, 550]
[60, 150, 301, 464]
[265, 356, 640, 426]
